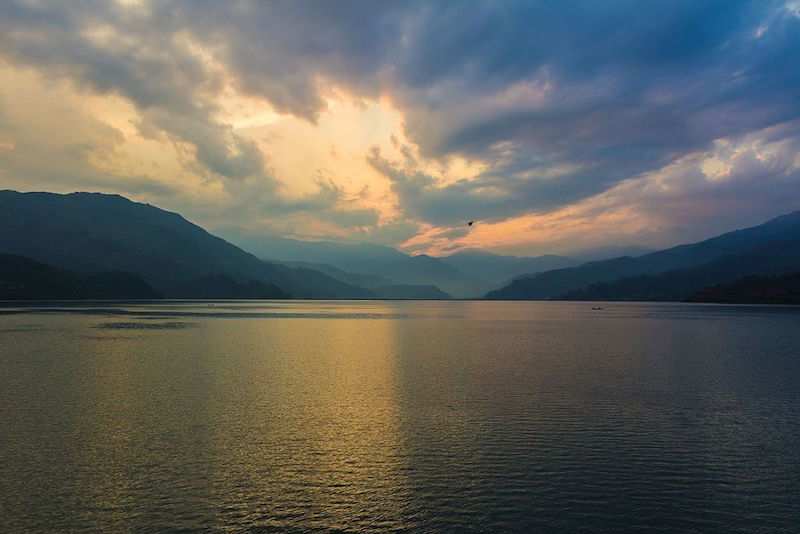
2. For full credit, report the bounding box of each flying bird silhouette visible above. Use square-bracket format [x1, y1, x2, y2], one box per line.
[467, 221, 474, 226]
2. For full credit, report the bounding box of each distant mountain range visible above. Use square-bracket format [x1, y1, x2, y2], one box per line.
[278, 261, 451, 299]
[3, 190, 799, 303]
[487, 210, 800, 301]
[438, 250, 577, 287]
[571, 245, 655, 263]
[229, 233, 478, 297]
[230, 233, 576, 297]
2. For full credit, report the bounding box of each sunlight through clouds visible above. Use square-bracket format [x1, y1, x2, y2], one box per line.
[1, 0, 800, 255]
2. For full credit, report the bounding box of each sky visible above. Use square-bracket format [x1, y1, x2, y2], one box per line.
[1, 0, 800, 256]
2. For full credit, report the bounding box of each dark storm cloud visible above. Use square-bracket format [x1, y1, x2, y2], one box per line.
[152, 0, 412, 120]
[380, 0, 800, 223]
[1, 0, 799, 230]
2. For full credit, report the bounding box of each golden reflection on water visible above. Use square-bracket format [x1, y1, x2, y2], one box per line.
[197, 311, 412, 529]
[68, 304, 414, 530]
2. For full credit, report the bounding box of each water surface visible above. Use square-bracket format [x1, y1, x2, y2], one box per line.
[2, 301, 799, 533]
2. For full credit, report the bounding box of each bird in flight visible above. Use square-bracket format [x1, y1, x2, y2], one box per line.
[467, 221, 474, 226]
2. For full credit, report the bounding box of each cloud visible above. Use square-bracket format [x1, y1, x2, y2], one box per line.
[409, 120, 800, 255]
[0, 64, 177, 198]
[384, 0, 800, 227]
[0, 0, 268, 184]
[1, 0, 800, 253]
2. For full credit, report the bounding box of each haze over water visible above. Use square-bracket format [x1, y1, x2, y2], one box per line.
[2, 301, 800, 533]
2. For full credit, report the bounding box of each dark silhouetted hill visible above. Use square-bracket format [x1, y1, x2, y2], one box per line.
[173, 274, 288, 299]
[79, 271, 163, 299]
[0, 191, 370, 299]
[561, 240, 800, 301]
[688, 272, 800, 304]
[487, 211, 800, 299]
[0, 254, 160, 299]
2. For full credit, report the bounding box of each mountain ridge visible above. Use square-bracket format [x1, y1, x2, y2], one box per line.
[230, 233, 581, 297]
[562, 239, 800, 302]
[0, 190, 369, 299]
[487, 210, 800, 300]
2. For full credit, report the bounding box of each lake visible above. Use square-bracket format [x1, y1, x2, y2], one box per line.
[1, 301, 799, 533]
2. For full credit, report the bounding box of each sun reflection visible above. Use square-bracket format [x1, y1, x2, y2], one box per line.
[190, 304, 414, 529]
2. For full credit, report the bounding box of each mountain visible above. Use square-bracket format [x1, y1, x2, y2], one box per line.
[486, 211, 800, 299]
[398, 254, 481, 297]
[280, 261, 453, 299]
[439, 250, 576, 289]
[688, 272, 800, 305]
[230, 232, 482, 297]
[79, 271, 163, 299]
[172, 274, 288, 299]
[0, 191, 370, 299]
[0, 254, 161, 299]
[265, 264, 373, 299]
[231, 234, 580, 298]
[573, 245, 655, 262]
[228, 233, 408, 267]
[281, 261, 395, 289]
[370, 285, 451, 299]
[562, 240, 800, 301]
